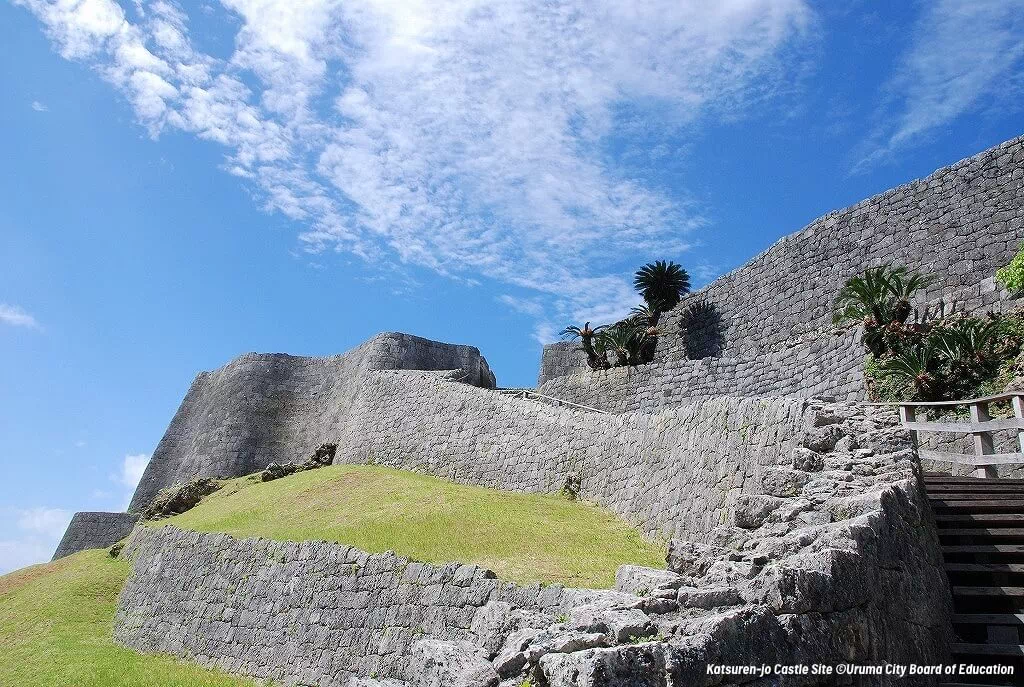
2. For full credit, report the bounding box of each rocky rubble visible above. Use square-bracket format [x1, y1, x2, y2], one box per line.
[259, 442, 337, 482]
[139, 477, 221, 520]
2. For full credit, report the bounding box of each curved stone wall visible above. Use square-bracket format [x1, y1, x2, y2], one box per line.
[337, 371, 805, 541]
[128, 333, 495, 512]
[538, 135, 1024, 406]
[52, 511, 139, 560]
[114, 396, 952, 686]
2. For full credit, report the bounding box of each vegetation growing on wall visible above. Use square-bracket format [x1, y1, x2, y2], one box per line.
[835, 264, 1024, 401]
[997, 241, 1024, 294]
[561, 260, 690, 370]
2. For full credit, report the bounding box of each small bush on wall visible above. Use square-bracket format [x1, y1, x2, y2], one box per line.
[996, 242, 1024, 294]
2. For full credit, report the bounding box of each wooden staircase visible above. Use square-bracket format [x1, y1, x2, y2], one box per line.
[926, 473, 1024, 686]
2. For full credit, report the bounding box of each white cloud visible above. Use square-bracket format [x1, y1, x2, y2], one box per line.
[16, 507, 72, 539]
[0, 303, 40, 329]
[115, 453, 149, 490]
[31, 100, 49, 111]
[855, 0, 1024, 171]
[15, 0, 815, 323]
[0, 507, 72, 575]
[110, 453, 149, 510]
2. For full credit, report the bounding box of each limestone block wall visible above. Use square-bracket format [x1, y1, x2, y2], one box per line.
[51, 512, 139, 560]
[113, 400, 952, 686]
[128, 333, 495, 512]
[538, 135, 1024, 406]
[115, 526, 564, 685]
[338, 371, 813, 541]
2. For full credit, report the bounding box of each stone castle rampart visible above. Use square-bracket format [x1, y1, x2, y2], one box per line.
[128, 332, 495, 512]
[538, 135, 1024, 408]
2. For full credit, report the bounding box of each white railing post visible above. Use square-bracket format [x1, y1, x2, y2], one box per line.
[899, 404, 918, 450]
[970, 400, 996, 479]
[1013, 393, 1024, 455]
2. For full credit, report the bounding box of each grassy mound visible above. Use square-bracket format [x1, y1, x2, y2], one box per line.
[163, 464, 665, 587]
[0, 550, 252, 687]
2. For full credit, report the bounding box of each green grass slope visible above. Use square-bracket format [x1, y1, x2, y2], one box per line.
[0, 550, 253, 687]
[163, 464, 665, 587]
[0, 464, 664, 684]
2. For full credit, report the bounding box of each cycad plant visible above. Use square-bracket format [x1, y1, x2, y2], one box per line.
[833, 265, 935, 356]
[876, 342, 940, 400]
[634, 261, 690, 313]
[560, 322, 608, 370]
[597, 325, 633, 367]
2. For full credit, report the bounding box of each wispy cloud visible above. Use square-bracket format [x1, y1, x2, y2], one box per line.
[14, 0, 815, 323]
[0, 507, 72, 574]
[854, 0, 1024, 171]
[0, 303, 40, 329]
[111, 453, 148, 507]
[31, 100, 49, 111]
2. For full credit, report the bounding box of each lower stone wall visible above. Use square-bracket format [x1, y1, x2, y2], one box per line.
[52, 511, 139, 560]
[115, 525, 564, 685]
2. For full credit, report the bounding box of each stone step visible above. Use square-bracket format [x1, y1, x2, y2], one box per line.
[928, 483, 1024, 492]
[946, 564, 1024, 574]
[951, 641, 1024, 657]
[925, 473, 1024, 485]
[930, 493, 1024, 501]
[953, 613, 1024, 626]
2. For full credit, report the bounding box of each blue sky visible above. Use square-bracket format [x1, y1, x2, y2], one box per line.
[2, 0, 1023, 573]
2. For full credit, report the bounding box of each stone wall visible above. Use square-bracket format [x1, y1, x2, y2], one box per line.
[128, 333, 495, 512]
[115, 525, 565, 685]
[538, 135, 1024, 407]
[52, 511, 139, 560]
[114, 399, 953, 686]
[337, 371, 807, 541]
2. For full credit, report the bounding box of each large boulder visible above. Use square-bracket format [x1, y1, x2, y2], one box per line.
[409, 639, 499, 687]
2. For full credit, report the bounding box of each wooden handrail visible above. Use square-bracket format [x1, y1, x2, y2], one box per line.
[892, 392, 1024, 478]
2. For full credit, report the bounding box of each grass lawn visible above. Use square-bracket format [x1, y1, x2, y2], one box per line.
[0, 550, 254, 687]
[163, 464, 665, 588]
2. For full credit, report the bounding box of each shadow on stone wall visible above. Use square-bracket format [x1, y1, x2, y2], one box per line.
[678, 301, 724, 360]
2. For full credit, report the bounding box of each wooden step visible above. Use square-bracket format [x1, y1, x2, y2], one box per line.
[929, 493, 1024, 501]
[940, 528, 1024, 539]
[937, 514, 1024, 525]
[928, 483, 1024, 491]
[944, 545, 1024, 554]
[951, 641, 1024, 657]
[946, 563, 1024, 574]
[925, 474, 1024, 484]
[932, 501, 1024, 512]
[952, 586, 1024, 597]
[953, 613, 1024, 625]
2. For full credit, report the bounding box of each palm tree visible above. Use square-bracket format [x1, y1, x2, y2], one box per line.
[633, 261, 690, 313]
[833, 265, 934, 328]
